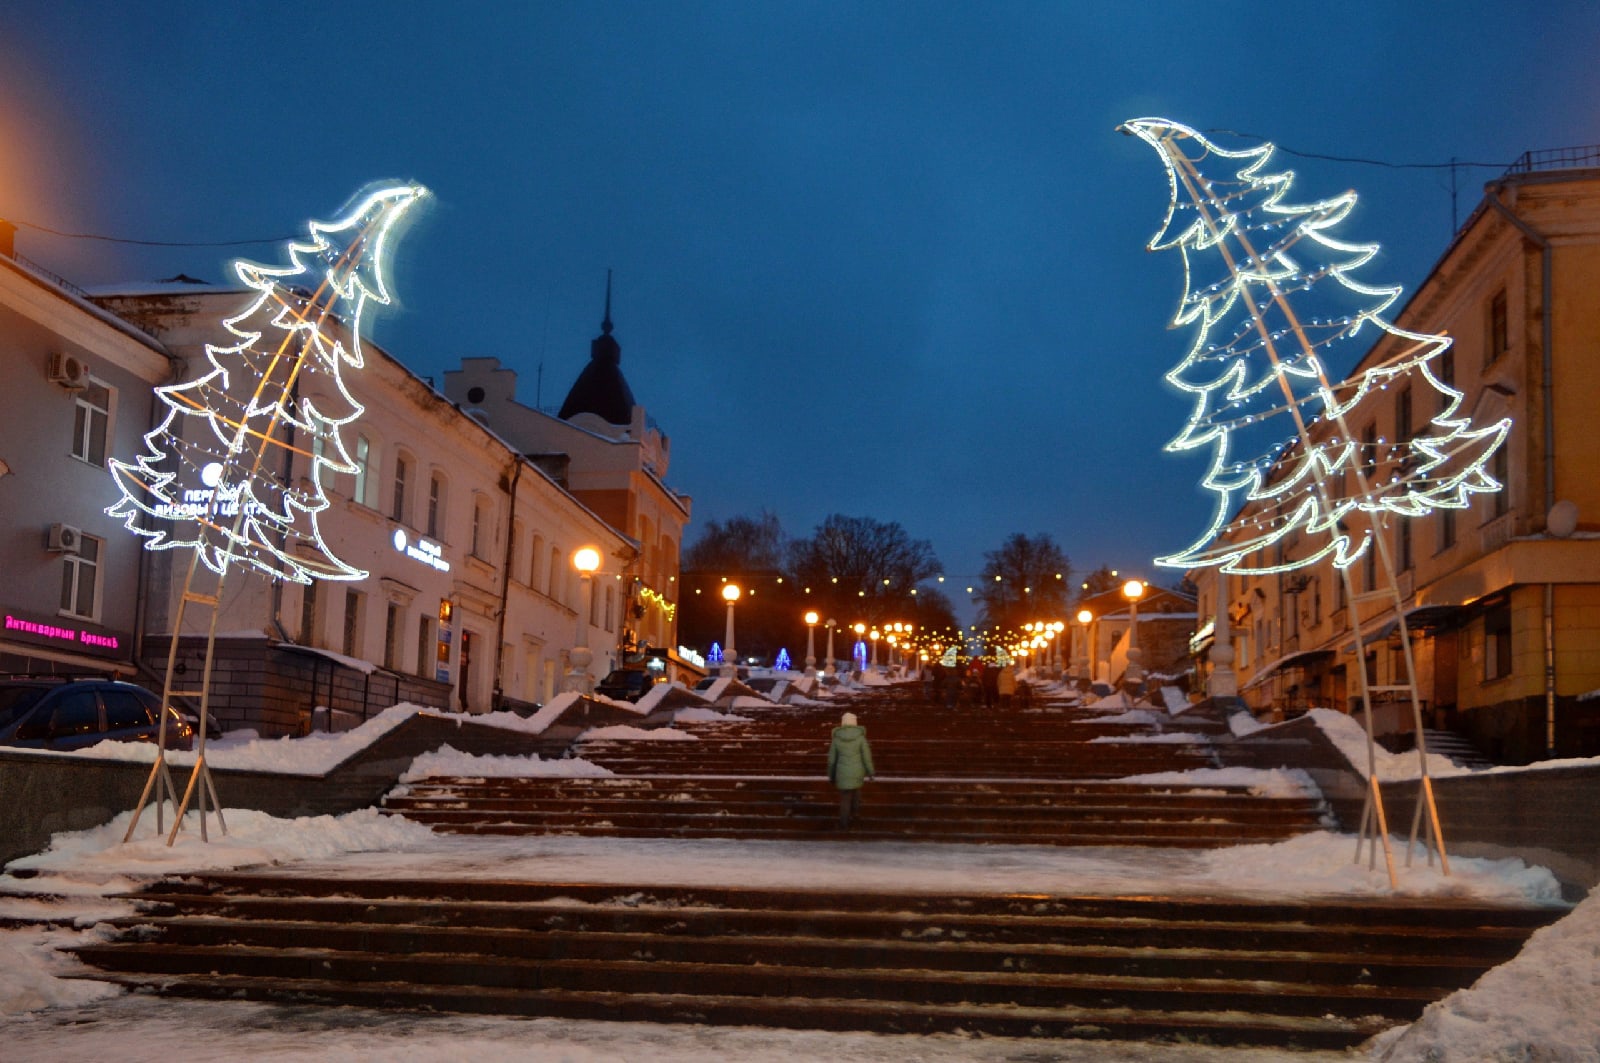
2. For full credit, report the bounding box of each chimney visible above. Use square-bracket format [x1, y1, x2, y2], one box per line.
[0, 219, 15, 258]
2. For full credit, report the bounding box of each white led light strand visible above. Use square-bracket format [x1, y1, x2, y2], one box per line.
[1120, 119, 1511, 575]
[106, 184, 428, 584]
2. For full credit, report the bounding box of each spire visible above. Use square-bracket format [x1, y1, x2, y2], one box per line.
[557, 269, 636, 424]
[601, 268, 613, 335]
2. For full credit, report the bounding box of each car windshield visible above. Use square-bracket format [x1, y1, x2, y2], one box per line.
[0, 686, 50, 728]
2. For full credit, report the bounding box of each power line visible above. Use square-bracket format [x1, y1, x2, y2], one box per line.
[1203, 130, 1510, 171]
[10, 218, 295, 248]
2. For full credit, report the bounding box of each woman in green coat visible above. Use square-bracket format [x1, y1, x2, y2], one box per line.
[827, 712, 875, 829]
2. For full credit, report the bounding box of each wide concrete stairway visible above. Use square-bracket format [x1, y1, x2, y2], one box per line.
[382, 683, 1325, 846]
[65, 682, 1567, 1050]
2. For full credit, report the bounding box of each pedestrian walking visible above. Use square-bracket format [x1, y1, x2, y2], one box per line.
[997, 663, 1016, 709]
[827, 711, 875, 829]
[980, 658, 1000, 710]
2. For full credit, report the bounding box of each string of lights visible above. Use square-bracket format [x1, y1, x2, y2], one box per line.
[1121, 118, 1511, 577]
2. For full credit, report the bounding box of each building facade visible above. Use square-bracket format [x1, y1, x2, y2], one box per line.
[1190, 151, 1600, 763]
[442, 290, 693, 680]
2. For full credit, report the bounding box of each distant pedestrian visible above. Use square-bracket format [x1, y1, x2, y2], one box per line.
[980, 659, 1000, 710]
[997, 663, 1016, 708]
[827, 711, 875, 830]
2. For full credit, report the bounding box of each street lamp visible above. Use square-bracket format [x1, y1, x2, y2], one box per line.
[1122, 578, 1147, 698]
[823, 617, 838, 677]
[564, 546, 602, 694]
[869, 628, 881, 669]
[1075, 608, 1094, 687]
[721, 583, 741, 678]
[804, 610, 819, 677]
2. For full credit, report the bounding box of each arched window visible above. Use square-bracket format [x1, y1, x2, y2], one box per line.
[529, 532, 545, 588]
[391, 450, 413, 523]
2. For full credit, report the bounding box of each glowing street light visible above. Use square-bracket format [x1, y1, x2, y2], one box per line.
[804, 610, 820, 677]
[1123, 579, 1147, 696]
[1075, 608, 1094, 687]
[565, 546, 602, 694]
[721, 583, 741, 678]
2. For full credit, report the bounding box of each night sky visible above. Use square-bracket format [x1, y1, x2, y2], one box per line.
[5, 2, 1600, 607]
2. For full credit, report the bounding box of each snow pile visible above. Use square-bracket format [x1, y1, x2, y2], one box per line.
[1308, 708, 1464, 780]
[729, 696, 775, 711]
[1087, 708, 1164, 726]
[0, 927, 122, 1014]
[579, 724, 696, 742]
[1367, 884, 1600, 1061]
[1118, 766, 1319, 799]
[520, 692, 584, 733]
[399, 745, 613, 781]
[1091, 731, 1214, 744]
[7, 807, 437, 884]
[673, 707, 752, 723]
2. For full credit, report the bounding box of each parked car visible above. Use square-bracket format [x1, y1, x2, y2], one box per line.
[0, 677, 195, 752]
[594, 668, 663, 702]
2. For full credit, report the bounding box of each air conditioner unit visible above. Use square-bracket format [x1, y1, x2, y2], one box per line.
[47, 352, 88, 389]
[47, 523, 82, 553]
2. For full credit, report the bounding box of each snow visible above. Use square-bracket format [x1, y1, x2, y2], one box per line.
[579, 724, 697, 741]
[399, 746, 614, 781]
[672, 706, 752, 723]
[1, 694, 1595, 1061]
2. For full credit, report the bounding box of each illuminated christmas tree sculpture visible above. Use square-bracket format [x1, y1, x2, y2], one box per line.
[1120, 119, 1509, 576]
[1121, 119, 1513, 884]
[107, 183, 427, 847]
[108, 184, 427, 583]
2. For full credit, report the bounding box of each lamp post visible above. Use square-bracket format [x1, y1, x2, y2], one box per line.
[824, 618, 838, 676]
[1051, 621, 1065, 677]
[869, 628, 881, 669]
[1075, 608, 1094, 689]
[804, 610, 819, 677]
[721, 583, 741, 678]
[1123, 578, 1147, 698]
[564, 546, 601, 694]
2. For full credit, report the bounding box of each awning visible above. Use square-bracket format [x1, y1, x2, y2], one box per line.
[1241, 647, 1335, 691]
[1340, 605, 1465, 654]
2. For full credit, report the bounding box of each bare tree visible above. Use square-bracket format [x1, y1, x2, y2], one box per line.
[787, 514, 941, 625]
[682, 511, 786, 573]
[973, 533, 1071, 633]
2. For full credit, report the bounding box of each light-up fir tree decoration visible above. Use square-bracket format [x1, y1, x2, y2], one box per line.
[107, 184, 428, 583]
[1119, 119, 1510, 575]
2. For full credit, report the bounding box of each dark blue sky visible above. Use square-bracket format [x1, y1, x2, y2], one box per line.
[5, 2, 1600, 601]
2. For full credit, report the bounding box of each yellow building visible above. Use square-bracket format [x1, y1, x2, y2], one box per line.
[1192, 148, 1600, 764]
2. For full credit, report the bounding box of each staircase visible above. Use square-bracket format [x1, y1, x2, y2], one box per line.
[62, 681, 1565, 1049]
[71, 870, 1561, 1051]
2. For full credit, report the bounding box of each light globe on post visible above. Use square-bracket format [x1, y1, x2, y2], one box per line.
[1075, 608, 1094, 688]
[803, 610, 820, 677]
[1122, 579, 1147, 699]
[720, 582, 741, 678]
[564, 546, 602, 695]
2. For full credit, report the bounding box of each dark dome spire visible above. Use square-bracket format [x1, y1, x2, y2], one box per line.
[558, 269, 636, 424]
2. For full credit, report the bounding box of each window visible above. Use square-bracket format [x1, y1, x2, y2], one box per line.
[71, 381, 111, 466]
[352, 435, 373, 506]
[529, 533, 545, 588]
[1488, 289, 1508, 362]
[300, 581, 318, 645]
[48, 690, 101, 738]
[470, 497, 491, 559]
[1439, 507, 1456, 551]
[416, 615, 434, 679]
[1363, 536, 1377, 593]
[426, 473, 444, 538]
[1399, 517, 1413, 572]
[392, 453, 411, 523]
[1437, 349, 1456, 411]
[1395, 385, 1413, 443]
[59, 534, 101, 620]
[548, 546, 562, 599]
[1334, 568, 1347, 612]
[384, 603, 402, 671]
[343, 589, 363, 657]
[103, 688, 153, 730]
[1483, 598, 1512, 681]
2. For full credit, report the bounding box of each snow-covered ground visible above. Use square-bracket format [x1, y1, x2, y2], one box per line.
[1, 687, 1596, 1061]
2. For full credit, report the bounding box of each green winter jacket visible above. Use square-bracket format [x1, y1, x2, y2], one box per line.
[827, 725, 875, 790]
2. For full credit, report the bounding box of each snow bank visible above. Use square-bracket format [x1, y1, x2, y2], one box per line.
[579, 724, 696, 742]
[1309, 708, 1465, 780]
[1117, 766, 1320, 799]
[673, 707, 752, 723]
[1367, 884, 1600, 1060]
[399, 745, 613, 781]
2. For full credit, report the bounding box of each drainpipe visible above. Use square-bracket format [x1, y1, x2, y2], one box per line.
[1486, 184, 1557, 756]
[492, 458, 522, 709]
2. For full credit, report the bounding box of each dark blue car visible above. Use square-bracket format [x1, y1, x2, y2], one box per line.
[0, 678, 195, 752]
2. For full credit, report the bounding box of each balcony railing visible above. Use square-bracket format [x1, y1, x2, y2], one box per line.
[1503, 144, 1600, 178]
[1480, 512, 1515, 554]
